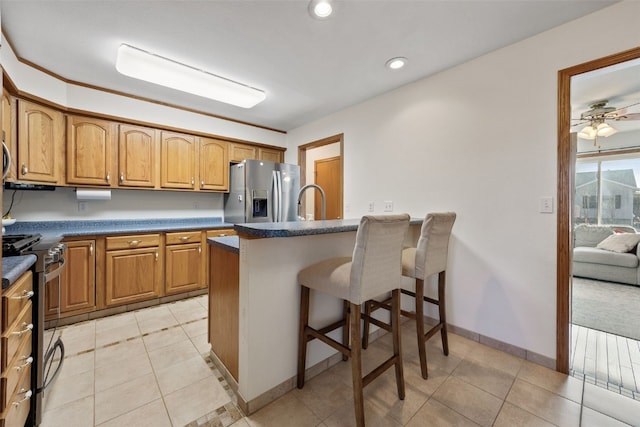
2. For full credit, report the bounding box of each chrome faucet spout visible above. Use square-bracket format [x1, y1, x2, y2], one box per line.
[297, 184, 326, 220]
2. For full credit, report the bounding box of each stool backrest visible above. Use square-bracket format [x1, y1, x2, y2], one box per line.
[415, 212, 456, 279]
[350, 214, 410, 303]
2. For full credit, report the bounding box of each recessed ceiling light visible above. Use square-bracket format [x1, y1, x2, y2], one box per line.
[385, 57, 408, 70]
[115, 44, 266, 108]
[308, 0, 333, 19]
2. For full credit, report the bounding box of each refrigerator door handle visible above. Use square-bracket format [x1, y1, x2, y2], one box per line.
[275, 170, 283, 222]
[272, 170, 280, 222]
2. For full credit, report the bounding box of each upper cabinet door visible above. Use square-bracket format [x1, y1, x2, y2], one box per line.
[2, 91, 17, 182]
[229, 142, 257, 163]
[160, 131, 197, 189]
[119, 124, 159, 188]
[17, 100, 64, 184]
[66, 115, 116, 186]
[199, 137, 229, 191]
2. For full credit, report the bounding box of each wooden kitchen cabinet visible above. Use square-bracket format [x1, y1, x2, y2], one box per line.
[45, 239, 96, 320]
[2, 90, 17, 182]
[258, 147, 283, 163]
[17, 99, 64, 184]
[160, 131, 197, 189]
[1, 271, 33, 427]
[105, 234, 163, 307]
[66, 115, 117, 186]
[118, 124, 159, 188]
[229, 142, 257, 163]
[165, 231, 204, 295]
[199, 137, 229, 191]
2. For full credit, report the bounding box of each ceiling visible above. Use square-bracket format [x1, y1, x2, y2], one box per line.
[0, 0, 620, 132]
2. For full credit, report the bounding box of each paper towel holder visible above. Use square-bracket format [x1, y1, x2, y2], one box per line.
[75, 188, 112, 201]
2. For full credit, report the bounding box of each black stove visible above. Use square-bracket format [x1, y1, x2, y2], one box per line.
[2, 233, 43, 256]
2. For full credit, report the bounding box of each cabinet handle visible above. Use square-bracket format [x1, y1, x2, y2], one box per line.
[120, 173, 124, 184]
[90, 243, 93, 255]
[106, 172, 111, 183]
[155, 251, 158, 262]
[191, 177, 195, 187]
[12, 322, 33, 337]
[11, 290, 34, 300]
[21, 164, 28, 175]
[128, 240, 142, 246]
[200, 180, 204, 188]
[15, 356, 33, 372]
[219, 234, 226, 237]
[12, 389, 32, 407]
[179, 236, 191, 241]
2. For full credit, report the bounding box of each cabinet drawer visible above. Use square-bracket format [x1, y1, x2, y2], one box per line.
[166, 231, 202, 245]
[1, 334, 32, 413]
[1, 303, 32, 372]
[106, 234, 160, 250]
[0, 364, 31, 427]
[206, 229, 237, 238]
[2, 271, 33, 334]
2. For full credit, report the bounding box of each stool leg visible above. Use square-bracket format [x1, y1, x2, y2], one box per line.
[415, 278, 429, 379]
[362, 300, 371, 349]
[349, 302, 365, 427]
[438, 271, 449, 356]
[342, 300, 350, 361]
[391, 289, 405, 399]
[297, 286, 310, 388]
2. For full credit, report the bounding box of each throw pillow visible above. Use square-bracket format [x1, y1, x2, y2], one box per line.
[596, 233, 640, 253]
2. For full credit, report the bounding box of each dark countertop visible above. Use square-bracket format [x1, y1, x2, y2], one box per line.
[233, 217, 423, 238]
[2, 255, 37, 290]
[3, 217, 233, 238]
[207, 236, 239, 254]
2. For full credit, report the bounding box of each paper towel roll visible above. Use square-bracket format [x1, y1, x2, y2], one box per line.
[76, 188, 112, 201]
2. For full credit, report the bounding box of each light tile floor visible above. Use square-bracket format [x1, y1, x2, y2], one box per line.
[42, 296, 640, 426]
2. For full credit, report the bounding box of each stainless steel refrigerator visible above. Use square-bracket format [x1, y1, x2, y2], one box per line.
[224, 159, 300, 224]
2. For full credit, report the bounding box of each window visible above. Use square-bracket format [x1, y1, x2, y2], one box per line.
[575, 157, 640, 229]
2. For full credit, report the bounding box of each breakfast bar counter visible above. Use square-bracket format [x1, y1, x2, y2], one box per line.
[207, 218, 421, 414]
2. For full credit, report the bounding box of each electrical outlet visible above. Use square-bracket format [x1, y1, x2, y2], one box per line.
[368, 201, 375, 212]
[78, 201, 88, 212]
[384, 201, 393, 212]
[193, 201, 200, 209]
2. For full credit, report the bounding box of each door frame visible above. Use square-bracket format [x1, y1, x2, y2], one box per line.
[556, 46, 640, 373]
[297, 133, 344, 218]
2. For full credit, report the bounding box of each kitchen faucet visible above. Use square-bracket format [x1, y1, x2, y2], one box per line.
[297, 184, 326, 220]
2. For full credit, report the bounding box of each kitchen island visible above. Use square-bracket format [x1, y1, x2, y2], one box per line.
[208, 218, 421, 414]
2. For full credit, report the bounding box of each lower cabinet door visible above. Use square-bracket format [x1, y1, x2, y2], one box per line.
[105, 247, 162, 307]
[165, 243, 204, 295]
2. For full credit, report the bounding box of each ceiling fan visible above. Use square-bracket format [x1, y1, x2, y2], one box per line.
[573, 99, 640, 147]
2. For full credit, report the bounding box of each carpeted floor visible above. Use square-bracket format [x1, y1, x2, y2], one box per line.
[572, 277, 640, 341]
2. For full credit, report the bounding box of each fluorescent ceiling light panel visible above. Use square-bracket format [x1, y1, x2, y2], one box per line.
[115, 44, 266, 108]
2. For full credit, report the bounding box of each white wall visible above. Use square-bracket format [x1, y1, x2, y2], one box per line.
[1, 41, 286, 221]
[285, 1, 640, 359]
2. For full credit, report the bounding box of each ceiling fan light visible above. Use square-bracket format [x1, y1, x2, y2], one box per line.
[115, 44, 266, 109]
[578, 125, 596, 140]
[308, 0, 333, 19]
[596, 122, 618, 137]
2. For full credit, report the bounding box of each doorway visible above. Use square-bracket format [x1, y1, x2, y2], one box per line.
[298, 134, 344, 220]
[557, 47, 640, 375]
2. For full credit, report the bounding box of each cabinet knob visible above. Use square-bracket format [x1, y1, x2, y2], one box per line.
[90, 243, 94, 255]
[21, 164, 28, 175]
[191, 177, 195, 186]
[155, 251, 159, 262]
[120, 173, 124, 184]
[200, 180, 204, 188]
[198, 246, 202, 255]
[106, 172, 111, 183]
[11, 290, 34, 300]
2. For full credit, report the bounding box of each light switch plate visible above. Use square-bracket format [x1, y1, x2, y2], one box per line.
[539, 197, 553, 213]
[384, 201, 393, 212]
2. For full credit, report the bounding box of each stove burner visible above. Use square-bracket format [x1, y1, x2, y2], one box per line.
[2, 233, 42, 256]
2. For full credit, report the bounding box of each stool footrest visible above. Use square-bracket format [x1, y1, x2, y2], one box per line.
[305, 325, 351, 357]
[401, 288, 439, 306]
[363, 355, 400, 388]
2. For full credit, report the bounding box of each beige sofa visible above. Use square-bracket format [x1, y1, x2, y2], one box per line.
[573, 224, 640, 286]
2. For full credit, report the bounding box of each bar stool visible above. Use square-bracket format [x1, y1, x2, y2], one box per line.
[297, 214, 410, 427]
[363, 212, 456, 379]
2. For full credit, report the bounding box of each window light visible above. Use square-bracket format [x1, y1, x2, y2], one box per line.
[115, 44, 266, 109]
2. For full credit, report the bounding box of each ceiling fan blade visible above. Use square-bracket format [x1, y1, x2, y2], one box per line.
[616, 112, 640, 121]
